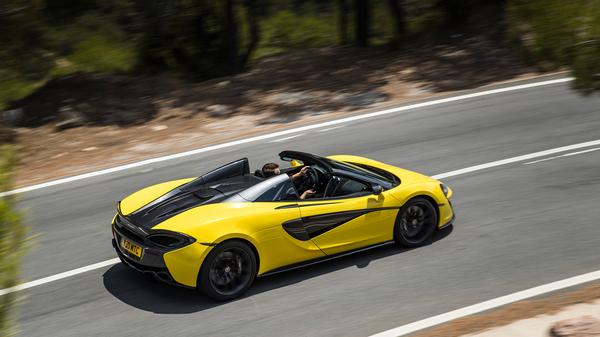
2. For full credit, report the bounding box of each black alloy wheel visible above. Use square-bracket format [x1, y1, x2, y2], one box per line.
[394, 197, 438, 247]
[199, 241, 257, 301]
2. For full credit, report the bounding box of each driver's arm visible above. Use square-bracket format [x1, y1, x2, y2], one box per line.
[291, 166, 311, 182]
[300, 189, 316, 199]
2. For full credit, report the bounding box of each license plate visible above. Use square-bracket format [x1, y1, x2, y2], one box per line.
[121, 238, 143, 258]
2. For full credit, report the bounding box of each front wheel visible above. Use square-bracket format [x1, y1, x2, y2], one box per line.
[198, 240, 257, 301]
[394, 197, 438, 247]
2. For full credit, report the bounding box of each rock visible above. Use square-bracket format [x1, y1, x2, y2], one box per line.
[0, 126, 17, 143]
[550, 315, 600, 337]
[345, 92, 387, 106]
[1, 109, 24, 126]
[215, 80, 231, 88]
[54, 105, 85, 131]
[206, 104, 235, 117]
[300, 110, 332, 116]
[436, 79, 467, 91]
[269, 92, 311, 105]
[54, 118, 84, 131]
[151, 125, 168, 131]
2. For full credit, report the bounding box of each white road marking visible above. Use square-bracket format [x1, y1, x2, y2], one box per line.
[269, 133, 305, 143]
[369, 270, 600, 337]
[318, 125, 346, 132]
[1, 136, 598, 297]
[432, 139, 600, 180]
[0, 77, 573, 198]
[523, 147, 600, 165]
[0, 258, 119, 296]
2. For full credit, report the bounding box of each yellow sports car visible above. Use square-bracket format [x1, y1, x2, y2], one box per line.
[111, 151, 454, 300]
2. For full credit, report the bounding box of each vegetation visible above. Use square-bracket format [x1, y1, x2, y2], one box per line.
[0, 147, 28, 337]
[508, 0, 600, 93]
[0, 0, 599, 110]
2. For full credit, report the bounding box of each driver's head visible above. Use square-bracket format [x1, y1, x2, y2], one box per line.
[262, 163, 280, 178]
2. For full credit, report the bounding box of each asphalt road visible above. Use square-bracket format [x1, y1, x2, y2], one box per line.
[16, 78, 600, 337]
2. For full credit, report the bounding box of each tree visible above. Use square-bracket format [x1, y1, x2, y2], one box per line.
[224, 0, 240, 73]
[0, 147, 28, 337]
[355, 0, 369, 46]
[336, 0, 349, 45]
[387, 0, 406, 48]
[508, 0, 600, 93]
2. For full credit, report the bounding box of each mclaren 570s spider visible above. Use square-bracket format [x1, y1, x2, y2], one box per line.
[111, 151, 454, 300]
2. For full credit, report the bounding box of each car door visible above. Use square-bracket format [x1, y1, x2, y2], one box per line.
[297, 176, 399, 255]
[233, 174, 326, 273]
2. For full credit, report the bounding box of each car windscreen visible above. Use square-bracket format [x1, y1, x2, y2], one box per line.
[228, 174, 298, 202]
[323, 158, 398, 185]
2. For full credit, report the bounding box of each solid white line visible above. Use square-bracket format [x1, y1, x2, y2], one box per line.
[318, 125, 346, 132]
[0, 77, 574, 197]
[0, 258, 120, 296]
[269, 133, 305, 143]
[369, 270, 600, 337]
[523, 147, 600, 165]
[1, 136, 598, 297]
[432, 139, 600, 179]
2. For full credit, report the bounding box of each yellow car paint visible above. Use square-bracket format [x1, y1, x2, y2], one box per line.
[163, 242, 212, 287]
[115, 155, 454, 288]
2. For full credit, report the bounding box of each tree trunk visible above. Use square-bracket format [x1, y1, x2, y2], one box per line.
[387, 0, 406, 48]
[224, 0, 240, 74]
[337, 0, 349, 45]
[239, 0, 260, 70]
[355, 0, 369, 47]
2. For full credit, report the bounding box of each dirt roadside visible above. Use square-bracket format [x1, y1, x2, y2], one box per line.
[409, 281, 600, 337]
[2, 40, 555, 188]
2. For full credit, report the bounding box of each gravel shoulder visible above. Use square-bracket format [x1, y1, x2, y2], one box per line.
[410, 282, 600, 337]
[3, 42, 548, 187]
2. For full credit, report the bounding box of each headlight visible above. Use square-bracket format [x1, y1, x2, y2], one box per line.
[145, 232, 195, 249]
[440, 183, 449, 198]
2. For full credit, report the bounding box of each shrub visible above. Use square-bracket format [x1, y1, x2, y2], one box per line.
[0, 147, 28, 337]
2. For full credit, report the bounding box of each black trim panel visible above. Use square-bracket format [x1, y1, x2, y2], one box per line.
[275, 202, 341, 210]
[282, 206, 400, 241]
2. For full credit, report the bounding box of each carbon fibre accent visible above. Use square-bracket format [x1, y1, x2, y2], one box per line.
[282, 207, 400, 241]
[275, 202, 341, 210]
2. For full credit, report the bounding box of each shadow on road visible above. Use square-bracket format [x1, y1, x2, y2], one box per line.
[103, 225, 453, 314]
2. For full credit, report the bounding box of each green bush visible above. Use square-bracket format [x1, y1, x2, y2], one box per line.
[0, 147, 28, 337]
[259, 10, 337, 52]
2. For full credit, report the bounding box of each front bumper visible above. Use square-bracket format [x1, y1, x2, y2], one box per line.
[438, 199, 455, 229]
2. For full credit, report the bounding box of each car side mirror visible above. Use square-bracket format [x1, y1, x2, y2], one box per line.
[371, 185, 383, 195]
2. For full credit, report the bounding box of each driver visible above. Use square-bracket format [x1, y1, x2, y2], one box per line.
[261, 163, 316, 199]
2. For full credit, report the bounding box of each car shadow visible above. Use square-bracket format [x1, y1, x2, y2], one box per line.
[103, 225, 453, 314]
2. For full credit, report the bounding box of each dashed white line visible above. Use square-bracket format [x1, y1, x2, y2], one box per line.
[1, 136, 598, 296]
[369, 270, 600, 337]
[269, 133, 305, 143]
[523, 147, 600, 165]
[433, 139, 600, 179]
[0, 77, 573, 197]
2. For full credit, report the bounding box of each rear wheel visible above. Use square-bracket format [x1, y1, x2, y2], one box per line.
[394, 197, 438, 247]
[198, 240, 257, 301]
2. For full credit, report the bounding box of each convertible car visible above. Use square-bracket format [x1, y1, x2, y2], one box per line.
[111, 151, 454, 300]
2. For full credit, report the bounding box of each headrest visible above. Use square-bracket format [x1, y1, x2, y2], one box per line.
[254, 169, 265, 178]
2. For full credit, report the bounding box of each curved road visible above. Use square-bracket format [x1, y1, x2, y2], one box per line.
[16, 77, 600, 337]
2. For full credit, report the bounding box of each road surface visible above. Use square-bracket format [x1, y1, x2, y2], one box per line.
[15, 78, 600, 337]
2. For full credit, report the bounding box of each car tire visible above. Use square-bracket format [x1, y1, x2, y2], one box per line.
[394, 197, 438, 247]
[198, 240, 257, 301]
